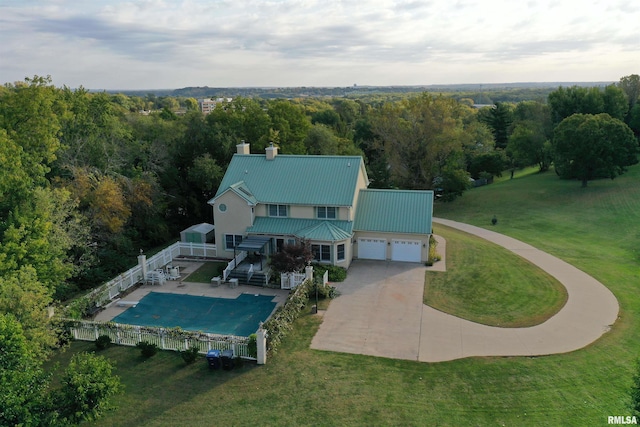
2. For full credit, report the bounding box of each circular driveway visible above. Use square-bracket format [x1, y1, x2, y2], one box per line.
[311, 218, 619, 362]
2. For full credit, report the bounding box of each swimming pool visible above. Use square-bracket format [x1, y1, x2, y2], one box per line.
[111, 292, 277, 337]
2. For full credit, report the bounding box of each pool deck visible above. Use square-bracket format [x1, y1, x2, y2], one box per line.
[94, 260, 290, 323]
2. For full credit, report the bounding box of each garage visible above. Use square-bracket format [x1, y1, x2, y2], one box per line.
[391, 239, 421, 262]
[358, 238, 387, 260]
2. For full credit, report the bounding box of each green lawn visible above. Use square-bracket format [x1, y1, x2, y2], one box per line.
[183, 261, 226, 283]
[424, 224, 567, 327]
[48, 164, 640, 426]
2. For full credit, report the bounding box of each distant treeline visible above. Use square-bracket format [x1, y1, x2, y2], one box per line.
[107, 81, 615, 104]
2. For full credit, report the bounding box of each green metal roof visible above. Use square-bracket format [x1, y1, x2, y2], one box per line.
[354, 189, 433, 234]
[296, 221, 353, 241]
[211, 154, 367, 206]
[247, 217, 353, 242]
[228, 181, 257, 205]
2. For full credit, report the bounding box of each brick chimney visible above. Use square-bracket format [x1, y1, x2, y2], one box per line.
[236, 140, 250, 155]
[265, 142, 278, 160]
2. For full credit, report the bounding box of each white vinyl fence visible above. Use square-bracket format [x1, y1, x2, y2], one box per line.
[85, 242, 217, 308]
[67, 319, 255, 359]
[321, 269, 329, 285]
[280, 272, 306, 290]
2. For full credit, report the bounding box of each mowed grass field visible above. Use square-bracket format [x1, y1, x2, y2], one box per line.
[49, 164, 640, 426]
[424, 224, 568, 327]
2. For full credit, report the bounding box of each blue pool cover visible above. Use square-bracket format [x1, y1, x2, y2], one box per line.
[111, 292, 276, 337]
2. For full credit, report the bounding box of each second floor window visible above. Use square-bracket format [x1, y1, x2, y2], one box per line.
[268, 204, 288, 217]
[317, 206, 336, 219]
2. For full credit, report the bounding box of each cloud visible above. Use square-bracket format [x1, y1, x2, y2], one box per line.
[1, 0, 638, 88]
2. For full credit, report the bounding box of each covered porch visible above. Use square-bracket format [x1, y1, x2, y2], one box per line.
[227, 236, 272, 286]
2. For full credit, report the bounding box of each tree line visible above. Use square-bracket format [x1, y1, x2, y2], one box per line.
[1, 74, 639, 296]
[0, 73, 638, 425]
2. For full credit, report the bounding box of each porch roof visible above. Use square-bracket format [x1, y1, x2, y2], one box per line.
[247, 217, 353, 242]
[235, 235, 271, 251]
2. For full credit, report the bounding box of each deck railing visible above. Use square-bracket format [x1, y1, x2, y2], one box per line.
[223, 251, 247, 281]
[247, 264, 254, 282]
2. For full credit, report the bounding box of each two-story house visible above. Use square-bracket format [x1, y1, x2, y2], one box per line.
[208, 142, 433, 270]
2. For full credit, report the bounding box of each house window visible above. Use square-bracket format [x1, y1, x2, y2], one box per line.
[317, 206, 336, 219]
[225, 234, 243, 250]
[312, 244, 331, 262]
[337, 244, 345, 261]
[268, 204, 288, 217]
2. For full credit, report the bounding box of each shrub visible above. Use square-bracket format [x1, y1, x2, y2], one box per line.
[309, 279, 338, 299]
[263, 278, 311, 354]
[54, 352, 122, 424]
[247, 334, 258, 358]
[313, 264, 347, 282]
[428, 235, 441, 264]
[180, 346, 200, 365]
[327, 265, 347, 282]
[95, 335, 112, 350]
[136, 341, 158, 358]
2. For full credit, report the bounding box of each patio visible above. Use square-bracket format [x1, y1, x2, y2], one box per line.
[94, 259, 289, 323]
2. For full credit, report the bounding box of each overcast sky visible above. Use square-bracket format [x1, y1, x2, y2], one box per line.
[1, 0, 638, 90]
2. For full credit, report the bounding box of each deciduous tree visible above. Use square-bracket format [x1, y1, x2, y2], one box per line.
[53, 352, 122, 425]
[618, 74, 640, 112]
[0, 76, 61, 184]
[0, 314, 50, 427]
[187, 153, 223, 201]
[602, 84, 630, 121]
[267, 100, 310, 154]
[552, 113, 639, 187]
[507, 121, 552, 172]
[269, 240, 314, 273]
[371, 94, 471, 198]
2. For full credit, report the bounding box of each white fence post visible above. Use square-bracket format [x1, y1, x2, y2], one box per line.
[138, 253, 147, 283]
[257, 323, 267, 365]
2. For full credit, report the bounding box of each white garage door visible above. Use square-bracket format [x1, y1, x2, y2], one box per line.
[391, 240, 421, 262]
[358, 238, 386, 260]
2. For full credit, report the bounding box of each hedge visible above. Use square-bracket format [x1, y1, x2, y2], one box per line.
[262, 279, 312, 354]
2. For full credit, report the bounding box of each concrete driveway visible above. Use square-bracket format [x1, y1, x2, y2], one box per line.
[311, 218, 619, 363]
[310, 260, 426, 360]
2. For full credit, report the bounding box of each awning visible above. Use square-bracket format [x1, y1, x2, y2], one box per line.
[235, 236, 271, 252]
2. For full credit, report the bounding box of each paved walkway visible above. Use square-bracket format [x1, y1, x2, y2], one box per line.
[311, 218, 619, 362]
